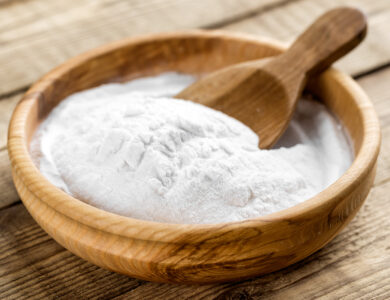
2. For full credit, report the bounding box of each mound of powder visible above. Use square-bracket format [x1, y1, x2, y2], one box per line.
[30, 73, 352, 224]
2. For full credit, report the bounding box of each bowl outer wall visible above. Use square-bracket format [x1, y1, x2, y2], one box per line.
[7, 30, 381, 283]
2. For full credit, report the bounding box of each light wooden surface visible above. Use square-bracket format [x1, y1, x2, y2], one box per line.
[0, 0, 389, 298]
[178, 8, 367, 148]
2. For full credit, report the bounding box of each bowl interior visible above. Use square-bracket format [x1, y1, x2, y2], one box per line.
[16, 31, 380, 228]
[24, 32, 366, 156]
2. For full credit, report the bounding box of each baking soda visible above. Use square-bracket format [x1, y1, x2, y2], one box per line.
[30, 73, 352, 224]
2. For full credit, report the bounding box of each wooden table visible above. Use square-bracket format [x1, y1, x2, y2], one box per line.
[0, 1, 389, 299]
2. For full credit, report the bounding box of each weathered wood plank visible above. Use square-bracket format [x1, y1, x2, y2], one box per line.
[358, 67, 390, 186]
[0, 149, 17, 209]
[224, 0, 390, 76]
[0, 203, 142, 299]
[0, 93, 21, 150]
[2, 0, 390, 97]
[0, 179, 388, 299]
[0, 0, 285, 95]
[0, 92, 22, 209]
[372, 127, 390, 187]
[358, 67, 390, 128]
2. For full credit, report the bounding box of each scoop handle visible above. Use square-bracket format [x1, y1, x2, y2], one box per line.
[281, 7, 367, 76]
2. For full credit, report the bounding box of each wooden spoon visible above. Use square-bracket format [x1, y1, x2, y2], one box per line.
[176, 7, 367, 149]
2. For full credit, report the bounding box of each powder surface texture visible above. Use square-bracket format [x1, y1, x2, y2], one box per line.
[30, 73, 353, 224]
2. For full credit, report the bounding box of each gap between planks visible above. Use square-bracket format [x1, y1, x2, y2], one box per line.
[0, 0, 290, 96]
[2, 0, 390, 97]
[223, 0, 390, 76]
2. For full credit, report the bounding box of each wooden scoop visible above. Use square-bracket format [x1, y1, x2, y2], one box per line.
[176, 7, 367, 149]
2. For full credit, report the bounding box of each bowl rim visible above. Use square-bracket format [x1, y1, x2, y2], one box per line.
[8, 30, 381, 242]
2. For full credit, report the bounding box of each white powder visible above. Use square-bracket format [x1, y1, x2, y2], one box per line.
[30, 73, 352, 224]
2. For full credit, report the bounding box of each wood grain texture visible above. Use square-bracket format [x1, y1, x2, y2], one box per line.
[1, 0, 390, 98]
[358, 68, 390, 187]
[178, 8, 366, 148]
[224, 0, 390, 76]
[0, 204, 142, 299]
[0, 0, 285, 95]
[7, 32, 380, 283]
[0, 149, 17, 208]
[0, 93, 21, 150]
[0, 0, 388, 297]
[0, 93, 22, 209]
[0, 179, 388, 299]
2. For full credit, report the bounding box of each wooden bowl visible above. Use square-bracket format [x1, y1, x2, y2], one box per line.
[8, 31, 381, 284]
